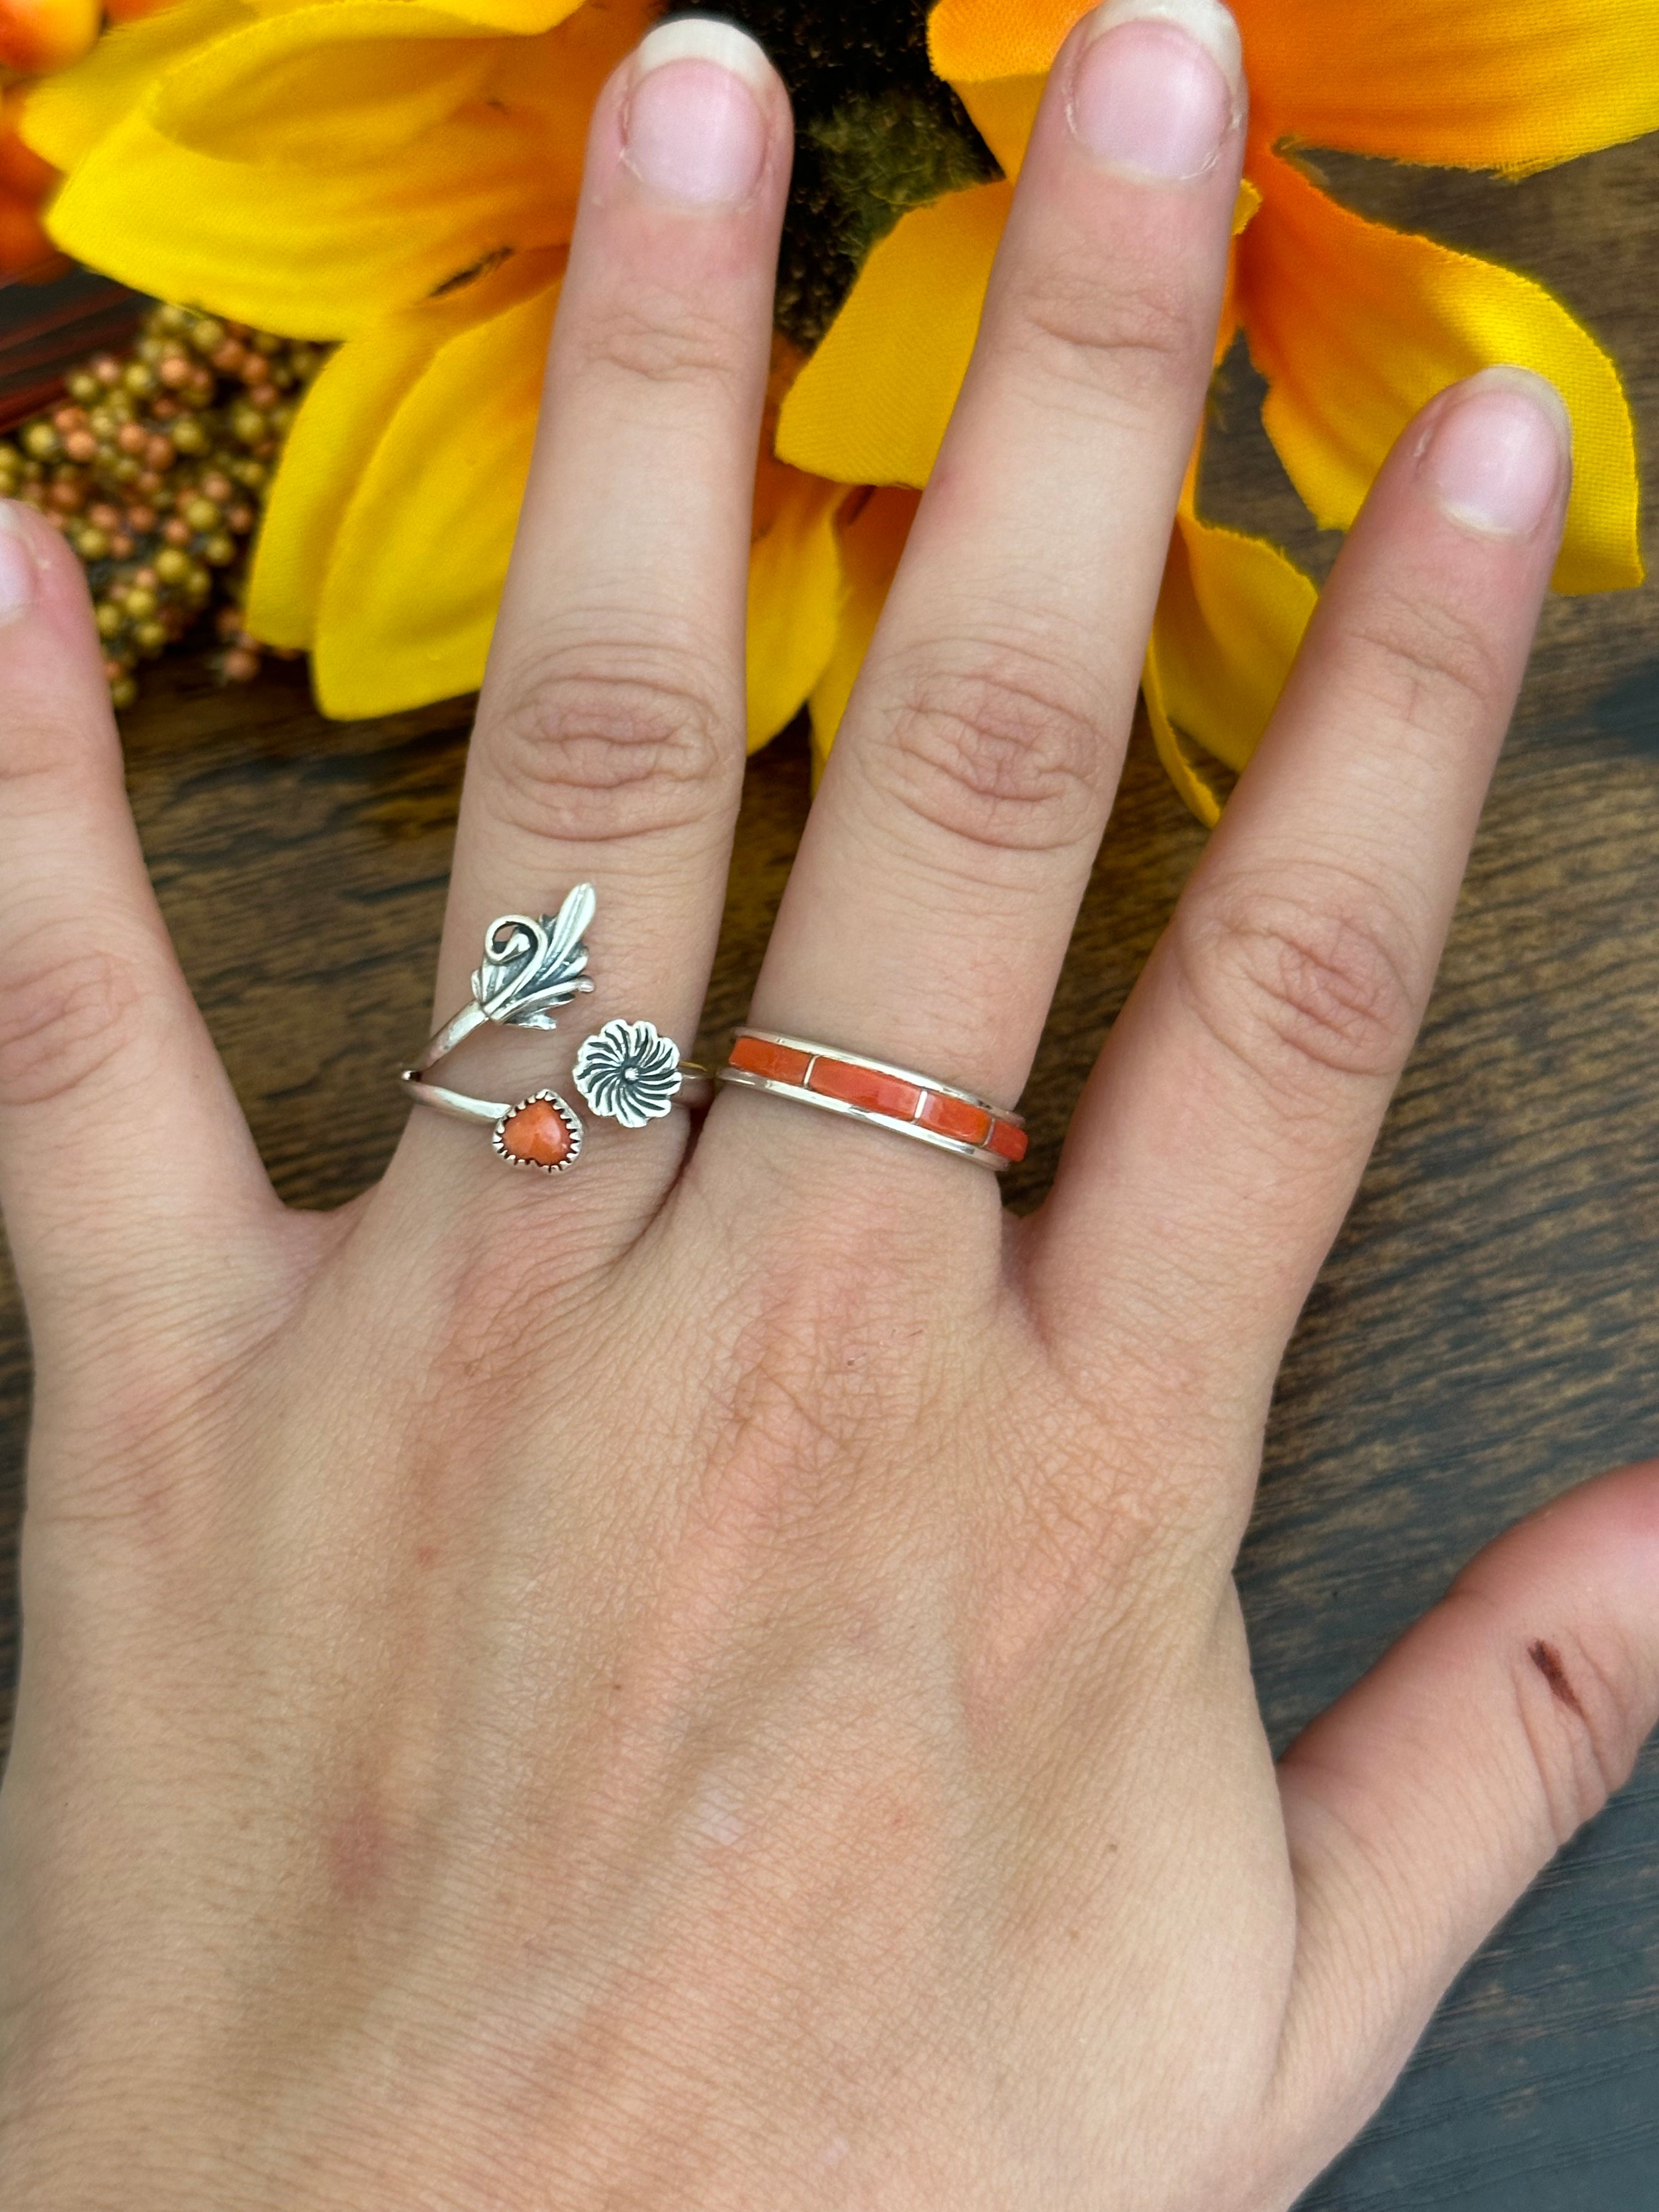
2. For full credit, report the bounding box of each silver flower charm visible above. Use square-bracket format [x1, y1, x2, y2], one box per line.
[573, 1018, 682, 1128]
[471, 883, 596, 1032]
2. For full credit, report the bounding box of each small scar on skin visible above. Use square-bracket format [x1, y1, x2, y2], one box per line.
[1528, 1639, 1585, 1718]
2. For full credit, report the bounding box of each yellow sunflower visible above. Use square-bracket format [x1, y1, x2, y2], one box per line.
[780, 0, 1657, 815]
[24, 0, 1657, 820]
[22, 0, 857, 731]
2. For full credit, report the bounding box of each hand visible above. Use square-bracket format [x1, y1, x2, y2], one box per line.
[1, 7, 1654, 2207]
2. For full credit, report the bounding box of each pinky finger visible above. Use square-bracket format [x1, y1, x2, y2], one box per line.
[1267, 1461, 1659, 2181]
[0, 501, 279, 1347]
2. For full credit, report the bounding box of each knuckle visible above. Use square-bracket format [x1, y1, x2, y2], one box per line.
[572, 286, 747, 398]
[1, 703, 114, 808]
[482, 644, 733, 848]
[1174, 870, 1421, 1096]
[1012, 251, 1207, 413]
[1342, 586, 1509, 739]
[1514, 1624, 1647, 1847]
[0, 928, 146, 1110]
[0, 710, 60, 793]
[870, 641, 1110, 859]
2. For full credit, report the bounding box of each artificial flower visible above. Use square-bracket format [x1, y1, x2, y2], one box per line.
[23, 0, 1658, 820]
[24, 0, 859, 729]
[779, 0, 1656, 814]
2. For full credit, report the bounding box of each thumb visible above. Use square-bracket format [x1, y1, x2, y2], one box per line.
[1267, 1459, 1659, 2179]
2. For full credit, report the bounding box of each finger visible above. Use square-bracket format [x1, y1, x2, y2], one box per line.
[742, 0, 1246, 1133]
[1039, 369, 1571, 1411]
[435, 20, 789, 1097]
[1268, 1461, 1659, 2176]
[0, 501, 277, 1335]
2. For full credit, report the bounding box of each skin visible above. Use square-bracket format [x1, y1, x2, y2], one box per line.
[0, 13, 1656, 2208]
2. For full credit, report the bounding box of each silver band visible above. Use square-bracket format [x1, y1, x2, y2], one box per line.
[408, 998, 492, 1074]
[400, 1061, 714, 1128]
[399, 1073, 504, 1126]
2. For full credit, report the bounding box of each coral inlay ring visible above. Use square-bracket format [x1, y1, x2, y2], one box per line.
[717, 1030, 1027, 1170]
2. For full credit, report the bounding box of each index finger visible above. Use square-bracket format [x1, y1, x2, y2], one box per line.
[0, 501, 277, 1345]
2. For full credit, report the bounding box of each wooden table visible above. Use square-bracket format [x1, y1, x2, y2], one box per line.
[2, 137, 1656, 2208]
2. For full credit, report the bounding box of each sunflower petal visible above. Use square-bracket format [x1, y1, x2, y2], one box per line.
[150, 5, 504, 167]
[249, 249, 561, 650]
[928, 0, 1081, 81]
[746, 459, 846, 751]
[777, 180, 1010, 488]
[950, 71, 1043, 177]
[301, 264, 566, 716]
[808, 488, 919, 775]
[245, 0, 586, 30]
[1141, 643, 1224, 828]
[304, 264, 560, 717]
[42, 93, 567, 335]
[1240, 146, 1642, 592]
[22, 0, 250, 167]
[930, 0, 1659, 176]
[478, 0, 656, 145]
[1238, 0, 1659, 176]
[1153, 496, 1316, 775]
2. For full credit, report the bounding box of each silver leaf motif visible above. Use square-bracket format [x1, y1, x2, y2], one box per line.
[471, 883, 596, 1031]
[572, 1018, 682, 1129]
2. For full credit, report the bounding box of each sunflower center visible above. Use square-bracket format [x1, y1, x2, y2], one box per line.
[714, 0, 1000, 348]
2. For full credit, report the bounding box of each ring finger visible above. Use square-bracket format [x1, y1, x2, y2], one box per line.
[741, 0, 1246, 1158]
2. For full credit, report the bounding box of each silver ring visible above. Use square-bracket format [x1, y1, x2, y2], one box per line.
[398, 887, 709, 1173]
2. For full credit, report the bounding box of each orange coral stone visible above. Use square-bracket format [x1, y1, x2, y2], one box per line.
[808, 1058, 921, 1120]
[500, 1098, 573, 1167]
[729, 1035, 812, 1085]
[916, 1090, 994, 1147]
[986, 1118, 1028, 1163]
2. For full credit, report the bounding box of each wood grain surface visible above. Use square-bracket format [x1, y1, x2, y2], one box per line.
[3, 135, 1657, 2208]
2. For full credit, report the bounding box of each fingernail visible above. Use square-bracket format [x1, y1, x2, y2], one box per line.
[1071, 0, 1243, 180]
[622, 17, 772, 207]
[1420, 367, 1571, 539]
[0, 501, 40, 625]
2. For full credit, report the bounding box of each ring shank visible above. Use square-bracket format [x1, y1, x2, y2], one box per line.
[400, 1059, 714, 1124]
[410, 999, 489, 1074]
[398, 1070, 509, 1125]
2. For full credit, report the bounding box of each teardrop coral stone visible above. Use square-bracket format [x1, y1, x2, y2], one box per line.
[501, 1099, 573, 1167]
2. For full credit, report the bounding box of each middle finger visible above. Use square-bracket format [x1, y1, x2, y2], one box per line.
[435, 20, 791, 1074]
[749, 0, 1246, 1119]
